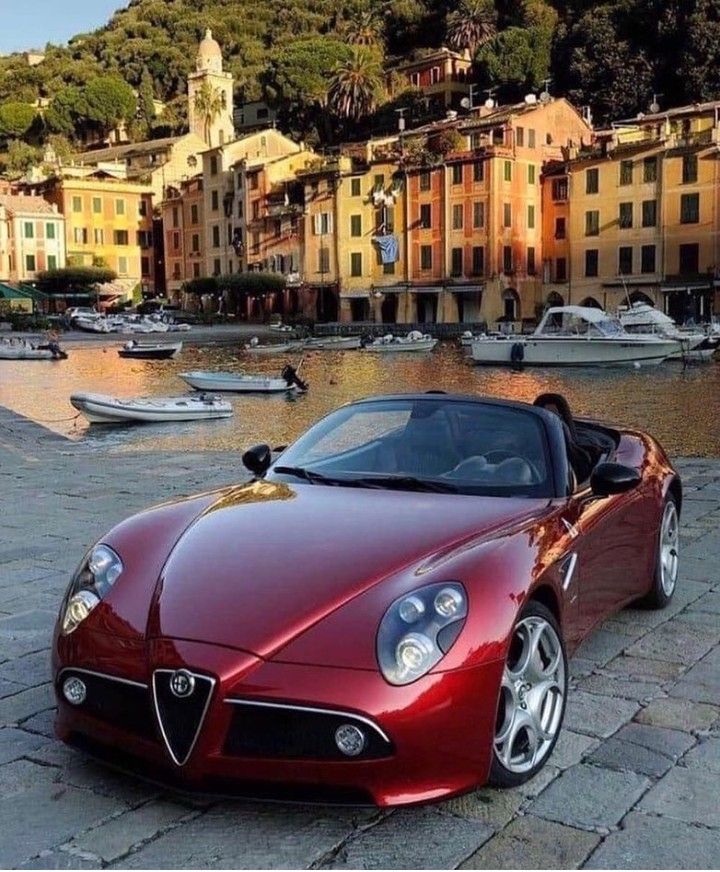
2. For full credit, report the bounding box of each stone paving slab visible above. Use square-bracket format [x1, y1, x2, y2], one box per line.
[0, 440, 719, 867]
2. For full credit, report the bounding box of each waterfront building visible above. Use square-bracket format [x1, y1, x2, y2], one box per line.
[0, 192, 66, 282]
[387, 47, 473, 112]
[541, 100, 720, 322]
[161, 174, 205, 297]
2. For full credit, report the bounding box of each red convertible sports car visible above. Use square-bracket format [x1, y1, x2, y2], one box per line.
[53, 392, 681, 805]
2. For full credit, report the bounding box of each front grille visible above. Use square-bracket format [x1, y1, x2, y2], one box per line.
[58, 669, 156, 742]
[152, 669, 215, 766]
[223, 700, 394, 760]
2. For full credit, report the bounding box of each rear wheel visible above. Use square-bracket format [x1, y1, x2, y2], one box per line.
[489, 601, 567, 788]
[639, 496, 679, 609]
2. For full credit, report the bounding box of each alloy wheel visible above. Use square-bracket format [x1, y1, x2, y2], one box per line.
[660, 501, 679, 597]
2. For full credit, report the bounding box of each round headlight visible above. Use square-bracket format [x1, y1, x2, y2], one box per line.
[62, 589, 100, 635]
[434, 587, 464, 618]
[396, 633, 435, 673]
[398, 595, 425, 624]
[87, 544, 123, 595]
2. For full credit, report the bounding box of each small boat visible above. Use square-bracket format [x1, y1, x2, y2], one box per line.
[74, 316, 111, 333]
[70, 392, 232, 424]
[244, 337, 305, 354]
[303, 335, 361, 350]
[179, 363, 308, 394]
[0, 341, 67, 360]
[118, 341, 182, 360]
[361, 331, 439, 353]
[618, 302, 715, 362]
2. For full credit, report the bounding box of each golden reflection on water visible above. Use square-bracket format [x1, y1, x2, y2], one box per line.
[0, 341, 718, 457]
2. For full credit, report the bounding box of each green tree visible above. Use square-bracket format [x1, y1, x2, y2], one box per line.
[476, 25, 552, 96]
[83, 75, 137, 137]
[193, 79, 223, 146]
[0, 102, 37, 140]
[446, 0, 497, 56]
[344, 8, 385, 46]
[4, 140, 40, 176]
[137, 66, 156, 130]
[37, 266, 117, 293]
[328, 46, 385, 121]
[45, 85, 85, 138]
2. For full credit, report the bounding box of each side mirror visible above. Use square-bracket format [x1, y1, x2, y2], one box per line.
[590, 462, 641, 497]
[242, 444, 272, 478]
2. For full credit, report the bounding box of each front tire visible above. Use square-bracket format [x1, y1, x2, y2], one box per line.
[639, 496, 679, 610]
[489, 601, 567, 788]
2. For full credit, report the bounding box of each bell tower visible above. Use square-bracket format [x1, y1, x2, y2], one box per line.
[187, 29, 235, 147]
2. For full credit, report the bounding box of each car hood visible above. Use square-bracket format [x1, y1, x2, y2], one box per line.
[149, 480, 548, 656]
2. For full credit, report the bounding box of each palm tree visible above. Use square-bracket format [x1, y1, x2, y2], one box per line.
[446, 0, 498, 56]
[328, 47, 385, 122]
[344, 8, 385, 47]
[193, 80, 224, 147]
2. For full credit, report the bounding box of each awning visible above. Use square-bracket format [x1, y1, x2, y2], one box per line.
[448, 284, 484, 294]
[603, 278, 659, 288]
[660, 283, 711, 293]
[0, 282, 32, 301]
[408, 285, 443, 294]
[370, 285, 407, 295]
[341, 288, 372, 299]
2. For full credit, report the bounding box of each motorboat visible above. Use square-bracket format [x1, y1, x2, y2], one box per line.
[361, 331, 438, 353]
[244, 337, 305, 354]
[179, 364, 308, 393]
[303, 335, 361, 350]
[74, 316, 111, 333]
[471, 306, 680, 367]
[618, 302, 716, 362]
[70, 392, 232, 424]
[118, 341, 182, 360]
[0, 340, 67, 360]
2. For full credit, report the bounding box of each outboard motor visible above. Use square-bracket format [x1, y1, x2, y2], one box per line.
[281, 364, 309, 392]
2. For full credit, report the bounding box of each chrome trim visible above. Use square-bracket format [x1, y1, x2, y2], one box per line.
[58, 667, 147, 690]
[561, 518, 579, 539]
[152, 669, 216, 767]
[560, 552, 578, 592]
[224, 698, 392, 744]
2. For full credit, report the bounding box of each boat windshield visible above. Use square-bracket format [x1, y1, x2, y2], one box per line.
[270, 398, 554, 498]
[537, 310, 625, 338]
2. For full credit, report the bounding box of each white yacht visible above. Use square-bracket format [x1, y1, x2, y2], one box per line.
[471, 306, 680, 367]
[618, 302, 716, 361]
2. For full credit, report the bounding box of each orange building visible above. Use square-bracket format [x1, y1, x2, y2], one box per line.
[388, 47, 473, 111]
[161, 175, 205, 298]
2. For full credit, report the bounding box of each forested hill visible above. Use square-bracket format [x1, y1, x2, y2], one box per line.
[1, 0, 720, 168]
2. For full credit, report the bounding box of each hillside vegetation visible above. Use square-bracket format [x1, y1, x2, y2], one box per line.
[1, 0, 719, 171]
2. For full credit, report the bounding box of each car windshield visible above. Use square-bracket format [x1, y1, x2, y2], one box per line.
[270, 398, 554, 497]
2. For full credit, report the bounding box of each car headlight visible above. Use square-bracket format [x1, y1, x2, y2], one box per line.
[60, 544, 123, 635]
[377, 582, 467, 685]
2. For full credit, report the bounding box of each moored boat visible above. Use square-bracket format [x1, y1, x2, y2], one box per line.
[244, 337, 305, 354]
[0, 340, 67, 360]
[70, 392, 232, 424]
[361, 331, 438, 353]
[618, 302, 715, 361]
[179, 364, 308, 393]
[118, 341, 182, 360]
[303, 335, 361, 350]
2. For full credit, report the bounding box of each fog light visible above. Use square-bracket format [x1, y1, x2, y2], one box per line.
[335, 724, 366, 757]
[62, 676, 87, 705]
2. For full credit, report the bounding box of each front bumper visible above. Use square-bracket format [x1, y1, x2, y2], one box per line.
[53, 630, 504, 806]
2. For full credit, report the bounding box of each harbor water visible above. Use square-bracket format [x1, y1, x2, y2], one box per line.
[0, 341, 716, 456]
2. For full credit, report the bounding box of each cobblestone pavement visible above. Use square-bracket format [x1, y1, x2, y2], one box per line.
[1, 410, 719, 869]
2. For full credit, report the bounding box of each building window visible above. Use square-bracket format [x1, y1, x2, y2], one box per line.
[210, 155, 218, 175]
[419, 204, 431, 229]
[249, 172, 259, 190]
[450, 247, 463, 276]
[528, 129, 536, 149]
[619, 202, 633, 229]
[473, 201, 484, 228]
[585, 249, 599, 277]
[452, 204, 463, 230]
[555, 217, 566, 239]
[47, 254, 57, 270]
[172, 231, 180, 250]
[374, 174, 385, 189]
[172, 263, 181, 280]
[471, 245, 484, 275]
[642, 199, 657, 227]
[430, 66, 441, 84]
[556, 257, 568, 282]
[420, 245, 432, 270]
[113, 230, 129, 245]
[473, 161, 484, 183]
[641, 244, 656, 274]
[92, 197, 102, 214]
[23, 222, 34, 239]
[193, 262, 200, 277]
[94, 228, 103, 244]
[503, 245, 513, 273]
[383, 261, 395, 275]
[503, 203, 511, 228]
[115, 199, 125, 216]
[237, 200, 243, 218]
[585, 210, 600, 236]
[212, 225, 220, 247]
[351, 177, 362, 196]
[350, 214, 362, 237]
[172, 207, 179, 228]
[118, 256, 128, 275]
[213, 258, 221, 275]
[141, 257, 150, 276]
[251, 232, 260, 253]
[620, 160, 633, 185]
[504, 161, 512, 182]
[314, 212, 333, 235]
[618, 246, 633, 275]
[586, 168, 599, 194]
[682, 154, 698, 184]
[643, 157, 658, 183]
[252, 200, 260, 221]
[419, 171, 431, 191]
[452, 164, 463, 185]
[679, 243, 699, 275]
[211, 190, 219, 211]
[528, 245, 535, 276]
[191, 204, 199, 224]
[25, 254, 36, 272]
[191, 233, 200, 253]
[516, 126, 525, 147]
[318, 247, 330, 274]
[73, 227, 88, 244]
[350, 252, 362, 276]
[552, 178, 568, 201]
[72, 196, 82, 212]
[680, 193, 700, 224]
[138, 230, 152, 248]
[46, 222, 55, 239]
[139, 200, 147, 217]
[528, 164, 536, 185]
[527, 205, 535, 230]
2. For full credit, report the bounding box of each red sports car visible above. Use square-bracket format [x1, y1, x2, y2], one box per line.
[53, 393, 681, 805]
